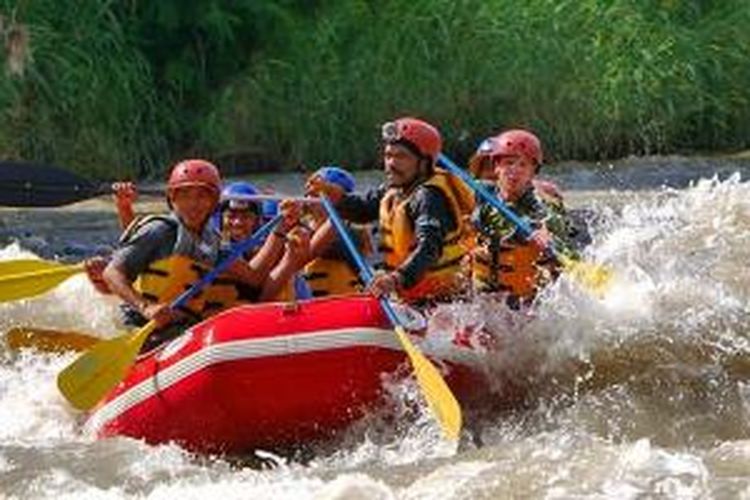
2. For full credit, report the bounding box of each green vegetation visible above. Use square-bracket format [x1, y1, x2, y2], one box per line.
[1, 0, 749, 179]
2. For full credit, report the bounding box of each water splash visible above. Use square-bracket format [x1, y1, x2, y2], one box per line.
[0, 244, 120, 337]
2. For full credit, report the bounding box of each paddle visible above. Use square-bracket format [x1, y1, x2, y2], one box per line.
[5, 326, 99, 353]
[0, 161, 161, 207]
[319, 195, 462, 441]
[437, 154, 613, 295]
[57, 213, 284, 411]
[0, 259, 86, 303]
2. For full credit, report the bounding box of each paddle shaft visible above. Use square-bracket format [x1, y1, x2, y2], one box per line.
[319, 197, 402, 324]
[320, 195, 462, 440]
[168, 213, 284, 310]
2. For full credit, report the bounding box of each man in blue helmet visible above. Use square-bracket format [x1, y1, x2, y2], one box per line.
[300, 166, 372, 297]
[201, 181, 311, 309]
[215, 181, 263, 249]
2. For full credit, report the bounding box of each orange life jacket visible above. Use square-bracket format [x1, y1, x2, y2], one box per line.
[470, 187, 562, 301]
[378, 169, 475, 302]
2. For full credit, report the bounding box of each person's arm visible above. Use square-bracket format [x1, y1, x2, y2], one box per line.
[102, 262, 149, 313]
[367, 187, 452, 297]
[537, 198, 578, 257]
[103, 220, 177, 325]
[259, 225, 311, 301]
[225, 230, 287, 287]
[308, 219, 338, 259]
[112, 182, 138, 229]
[84, 256, 111, 294]
[335, 185, 386, 224]
[224, 199, 303, 288]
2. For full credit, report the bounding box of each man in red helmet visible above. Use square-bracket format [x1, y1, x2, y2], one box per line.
[468, 129, 576, 308]
[311, 117, 474, 305]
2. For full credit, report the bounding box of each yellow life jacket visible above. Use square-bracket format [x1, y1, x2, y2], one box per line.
[378, 168, 475, 302]
[302, 225, 370, 297]
[303, 257, 361, 297]
[133, 255, 207, 316]
[198, 274, 257, 315]
[471, 242, 556, 299]
[268, 278, 296, 302]
[120, 214, 221, 317]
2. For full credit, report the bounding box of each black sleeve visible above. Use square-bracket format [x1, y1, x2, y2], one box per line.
[397, 186, 455, 289]
[336, 185, 387, 224]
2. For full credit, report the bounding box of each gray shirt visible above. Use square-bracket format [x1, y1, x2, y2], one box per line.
[111, 214, 220, 282]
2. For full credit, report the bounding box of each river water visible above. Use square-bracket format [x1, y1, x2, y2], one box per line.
[1, 157, 749, 499]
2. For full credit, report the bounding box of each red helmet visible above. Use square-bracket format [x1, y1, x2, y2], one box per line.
[381, 117, 442, 161]
[167, 159, 221, 194]
[483, 129, 543, 166]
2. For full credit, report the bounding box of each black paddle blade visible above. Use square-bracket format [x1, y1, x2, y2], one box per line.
[0, 161, 104, 207]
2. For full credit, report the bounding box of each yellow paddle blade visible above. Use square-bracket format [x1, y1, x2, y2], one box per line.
[559, 254, 614, 296]
[0, 262, 85, 303]
[0, 259, 67, 275]
[394, 326, 462, 441]
[57, 321, 156, 411]
[5, 326, 99, 353]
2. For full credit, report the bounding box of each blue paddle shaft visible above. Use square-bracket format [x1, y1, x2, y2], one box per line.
[172, 214, 284, 309]
[320, 196, 401, 326]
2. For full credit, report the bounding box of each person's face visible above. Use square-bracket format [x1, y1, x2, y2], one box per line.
[383, 143, 422, 188]
[169, 185, 218, 232]
[493, 155, 536, 201]
[223, 207, 258, 241]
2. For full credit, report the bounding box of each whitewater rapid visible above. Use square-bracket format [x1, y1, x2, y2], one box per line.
[1, 164, 748, 498]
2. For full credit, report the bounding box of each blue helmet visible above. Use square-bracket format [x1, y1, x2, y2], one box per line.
[221, 181, 260, 210]
[315, 165, 356, 194]
[213, 181, 261, 231]
[221, 181, 261, 213]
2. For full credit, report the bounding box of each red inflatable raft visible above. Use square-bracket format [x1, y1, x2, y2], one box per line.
[84, 295, 491, 453]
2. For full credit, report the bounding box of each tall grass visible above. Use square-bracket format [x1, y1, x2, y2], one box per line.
[202, 0, 750, 169]
[2, 1, 749, 178]
[0, 0, 168, 179]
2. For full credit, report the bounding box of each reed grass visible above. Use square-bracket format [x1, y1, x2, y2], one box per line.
[0, 0, 168, 179]
[2, 1, 749, 178]
[202, 0, 750, 169]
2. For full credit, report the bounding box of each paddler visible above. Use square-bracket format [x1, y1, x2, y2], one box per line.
[470, 134, 565, 205]
[205, 180, 311, 308]
[467, 129, 577, 308]
[301, 165, 373, 297]
[309, 117, 475, 306]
